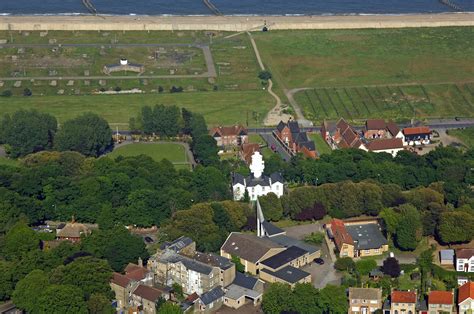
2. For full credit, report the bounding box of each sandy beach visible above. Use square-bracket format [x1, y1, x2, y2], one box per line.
[0, 13, 473, 31]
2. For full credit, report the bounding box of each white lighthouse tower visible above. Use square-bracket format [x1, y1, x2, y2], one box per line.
[249, 151, 264, 178]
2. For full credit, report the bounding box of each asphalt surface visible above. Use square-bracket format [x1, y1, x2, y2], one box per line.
[260, 133, 292, 161]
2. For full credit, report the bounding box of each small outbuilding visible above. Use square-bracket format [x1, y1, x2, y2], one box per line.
[439, 249, 455, 266]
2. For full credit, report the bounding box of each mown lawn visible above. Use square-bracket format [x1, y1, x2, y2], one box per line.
[448, 127, 474, 148]
[254, 27, 474, 88]
[308, 132, 332, 156]
[108, 143, 186, 163]
[0, 90, 274, 129]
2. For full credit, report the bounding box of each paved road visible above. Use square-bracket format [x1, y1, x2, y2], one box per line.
[285, 88, 313, 127]
[0, 43, 216, 80]
[260, 133, 292, 161]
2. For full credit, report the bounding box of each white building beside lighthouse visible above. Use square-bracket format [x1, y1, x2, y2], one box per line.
[231, 151, 284, 201]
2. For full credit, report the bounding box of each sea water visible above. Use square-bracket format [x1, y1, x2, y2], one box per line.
[1, 0, 474, 15]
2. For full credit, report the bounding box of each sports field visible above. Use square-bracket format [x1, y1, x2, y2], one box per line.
[108, 143, 189, 167]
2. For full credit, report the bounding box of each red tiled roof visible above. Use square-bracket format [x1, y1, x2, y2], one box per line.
[186, 292, 200, 303]
[366, 119, 386, 130]
[403, 126, 431, 136]
[456, 248, 474, 259]
[459, 282, 474, 303]
[429, 291, 453, 305]
[210, 125, 247, 137]
[111, 272, 132, 288]
[241, 143, 260, 164]
[330, 219, 353, 249]
[124, 263, 149, 281]
[391, 291, 416, 303]
[386, 121, 400, 136]
[366, 138, 404, 151]
[133, 285, 163, 302]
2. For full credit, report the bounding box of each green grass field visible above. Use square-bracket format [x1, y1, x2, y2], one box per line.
[308, 133, 332, 156]
[108, 143, 187, 163]
[295, 83, 474, 123]
[0, 90, 273, 129]
[448, 127, 474, 148]
[0, 156, 19, 167]
[254, 27, 474, 88]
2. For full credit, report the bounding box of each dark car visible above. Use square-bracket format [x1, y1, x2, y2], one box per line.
[314, 258, 324, 265]
[144, 236, 154, 243]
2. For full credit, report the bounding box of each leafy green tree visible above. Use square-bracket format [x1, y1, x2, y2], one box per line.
[292, 283, 321, 314]
[191, 135, 219, 166]
[258, 70, 272, 81]
[355, 259, 377, 276]
[172, 283, 184, 301]
[87, 293, 115, 314]
[262, 283, 293, 314]
[438, 211, 474, 244]
[395, 204, 422, 250]
[318, 285, 348, 314]
[231, 255, 245, 273]
[379, 207, 400, 239]
[0, 261, 14, 301]
[259, 193, 283, 221]
[54, 256, 113, 299]
[12, 269, 50, 312]
[81, 226, 148, 272]
[157, 301, 183, 314]
[335, 257, 355, 272]
[0, 110, 57, 157]
[192, 166, 229, 202]
[3, 221, 39, 260]
[304, 232, 325, 245]
[37, 284, 87, 314]
[55, 113, 113, 157]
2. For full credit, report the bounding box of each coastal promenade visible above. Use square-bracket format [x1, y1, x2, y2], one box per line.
[0, 13, 473, 31]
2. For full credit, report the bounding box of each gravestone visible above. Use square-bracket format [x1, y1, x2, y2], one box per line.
[49, 80, 57, 87]
[11, 55, 18, 61]
[0, 39, 7, 44]
[40, 32, 48, 37]
[49, 70, 57, 76]
[57, 89, 64, 95]
[13, 81, 22, 88]
[99, 80, 106, 86]
[18, 48, 25, 54]
[0, 81, 4, 87]
[84, 80, 90, 86]
[48, 39, 57, 44]
[84, 70, 90, 76]
[67, 80, 74, 86]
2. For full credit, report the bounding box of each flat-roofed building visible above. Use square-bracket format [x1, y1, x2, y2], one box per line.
[260, 265, 311, 287]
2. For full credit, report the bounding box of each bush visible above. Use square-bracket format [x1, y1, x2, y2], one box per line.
[158, 86, 164, 93]
[1, 90, 12, 97]
[23, 88, 32, 97]
[170, 86, 183, 93]
[355, 259, 377, 276]
[304, 232, 325, 245]
[335, 257, 355, 272]
[114, 86, 121, 92]
[258, 70, 272, 81]
[381, 257, 401, 278]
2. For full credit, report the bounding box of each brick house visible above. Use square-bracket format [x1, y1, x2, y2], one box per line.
[131, 285, 167, 314]
[402, 126, 431, 146]
[428, 290, 453, 314]
[321, 118, 367, 150]
[456, 249, 474, 273]
[348, 287, 383, 314]
[210, 125, 248, 150]
[326, 219, 388, 258]
[389, 290, 417, 314]
[240, 143, 260, 164]
[458, 281, 474, 314]
[276, 120, 317, 158]
[363, 119, 402, 140]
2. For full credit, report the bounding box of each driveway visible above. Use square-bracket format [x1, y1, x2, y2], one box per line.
[283, 223, 342, 288]
[260, 133, 292, 162]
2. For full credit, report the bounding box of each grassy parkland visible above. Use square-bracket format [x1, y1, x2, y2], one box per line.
[0, 27, 473, 127]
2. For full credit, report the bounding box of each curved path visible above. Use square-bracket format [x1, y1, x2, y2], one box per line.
[285, 88, 313, 127]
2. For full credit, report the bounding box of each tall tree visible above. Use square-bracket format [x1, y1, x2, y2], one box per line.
[87, 293, 115, 314]
[292, 283, 321, 314]
[395, 204, 422, 251]
[12, 269, 50, 312]
[0, 110, 57, 157]
[381, 257, 401, 278]
[259, 193, 283, 221]
[262, 283, 293, 314]
[55, 113, 113, 157]
[3, 221, 39, 260]
[318, 285, 348, 314]
[437, 211, 474, 244]
[37, 284, 87, 313]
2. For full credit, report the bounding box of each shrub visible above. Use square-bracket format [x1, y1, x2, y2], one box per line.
[335, 257, 355, 272]
[23, 88, 32, 96]
[114, 86, 122, 92]
[158, 86, 164, 93]
[381, 257, 401, 278]
[355, 259, 377, 276]
[294, 202, 326, 221]
[1, 90, 12, 97]
[258, 70, 272, 81]
[170, 86, 183, 93]
[304, 232, 325, 245]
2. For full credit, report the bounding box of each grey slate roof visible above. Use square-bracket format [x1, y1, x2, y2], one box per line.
[266, 234, 320, 255]
[231, 173, 246, 186]
[270, 173, 284, 183]
[158, 250, 213, 275]
[276, 121, 286, 133]
[232, 172, 283, 187]
[160, 236, 194, 253]
[221, 233, 282, 263]
[200, 286, 224, 305]
[260, 265, 310, 284]
[233, 272, 259, 290]
[288, 121, 300, 133]
[262, 221, 285, 237]
[345, 223, 387, 250]
[192, 252, 233, 270]
[261, 246, 308, 270]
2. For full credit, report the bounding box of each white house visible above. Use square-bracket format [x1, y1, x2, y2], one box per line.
[458, 282, 474, 314]
[457, 249, 474, 273]
[232, 152, 284, 201]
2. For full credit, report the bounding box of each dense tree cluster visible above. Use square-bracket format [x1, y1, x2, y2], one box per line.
[0, 151, 229, 227]
[262, 283, 347, 314]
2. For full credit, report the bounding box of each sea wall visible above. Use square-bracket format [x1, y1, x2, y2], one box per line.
[0, 14, 473, 32]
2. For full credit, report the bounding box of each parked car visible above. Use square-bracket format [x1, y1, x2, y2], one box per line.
[144, 236, 154, 243]
[314, 258, 324, 265]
